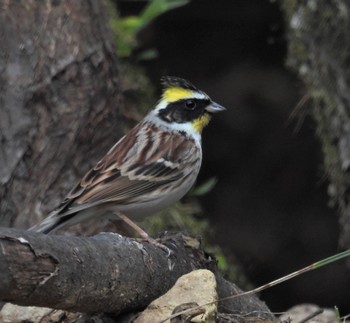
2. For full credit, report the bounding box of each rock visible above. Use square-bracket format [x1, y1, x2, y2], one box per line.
[135, 269, 217, 323]
[279, 304, 341, 323]
[0, 303, 80, 323]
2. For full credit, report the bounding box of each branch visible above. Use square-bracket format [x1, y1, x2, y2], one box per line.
[0, 227, 273, 319]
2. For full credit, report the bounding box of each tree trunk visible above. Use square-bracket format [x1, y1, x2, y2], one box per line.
[280, 0, 350, 249]
[0, 0, 122, 233]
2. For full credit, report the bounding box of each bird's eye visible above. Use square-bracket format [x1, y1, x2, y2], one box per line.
[185, 99, 196, 110]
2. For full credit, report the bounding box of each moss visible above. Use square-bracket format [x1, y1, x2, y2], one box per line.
[280, 0, 350, 246]
[311, 92, 346, 200]
[140, 200, 251, 288]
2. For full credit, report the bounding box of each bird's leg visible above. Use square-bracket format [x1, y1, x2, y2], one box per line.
[114, 212, 170, 254]
[115, 213, 150, 240]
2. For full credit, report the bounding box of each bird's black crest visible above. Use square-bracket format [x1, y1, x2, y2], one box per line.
[161, 76, 199, 92]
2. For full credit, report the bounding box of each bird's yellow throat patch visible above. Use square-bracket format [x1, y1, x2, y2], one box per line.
[192, 113, 211, 133]
[163, 87, 194, 102]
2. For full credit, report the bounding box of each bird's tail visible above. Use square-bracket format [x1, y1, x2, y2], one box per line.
[28, 216, 60, 234]
[28, 212, 76, 234]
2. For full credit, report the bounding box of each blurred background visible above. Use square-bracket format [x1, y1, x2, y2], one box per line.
[116, 0, 349, 313]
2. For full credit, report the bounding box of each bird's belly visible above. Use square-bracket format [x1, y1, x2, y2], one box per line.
[115, 182, 191, 221]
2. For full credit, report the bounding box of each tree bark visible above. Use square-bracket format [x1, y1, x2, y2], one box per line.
[0, 228, 274, 320]
[280, 0, 350, 248]
[0, 0, 122, 233]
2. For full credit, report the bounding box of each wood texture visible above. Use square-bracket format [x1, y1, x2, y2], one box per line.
[0, 228, 274, 320]
[0, 0, 122, 232]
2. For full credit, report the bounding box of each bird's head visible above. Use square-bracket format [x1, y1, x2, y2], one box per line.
[150, 76, 225, 136]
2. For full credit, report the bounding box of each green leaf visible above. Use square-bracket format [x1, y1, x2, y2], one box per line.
[137, 48, 159, 60]
[191, 177, 218, 196]
[111, 0, 189, 58]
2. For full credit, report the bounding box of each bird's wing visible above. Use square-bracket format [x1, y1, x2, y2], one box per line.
[54, 121, 200, 215]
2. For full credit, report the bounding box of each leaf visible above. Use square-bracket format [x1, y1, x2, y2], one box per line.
[191, 177, 217, 196]
[112, 0, 189, 58]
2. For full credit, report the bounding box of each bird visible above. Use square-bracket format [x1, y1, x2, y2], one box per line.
[29, 76, 225, 241]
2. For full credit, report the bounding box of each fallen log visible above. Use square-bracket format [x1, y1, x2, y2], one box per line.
[0, 227, 274, 320]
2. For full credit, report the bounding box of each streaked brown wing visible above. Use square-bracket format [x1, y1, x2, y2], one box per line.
[56, 121, 198, 214]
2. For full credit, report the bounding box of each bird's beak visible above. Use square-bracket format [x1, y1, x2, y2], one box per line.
[205, 101, 226, 113]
